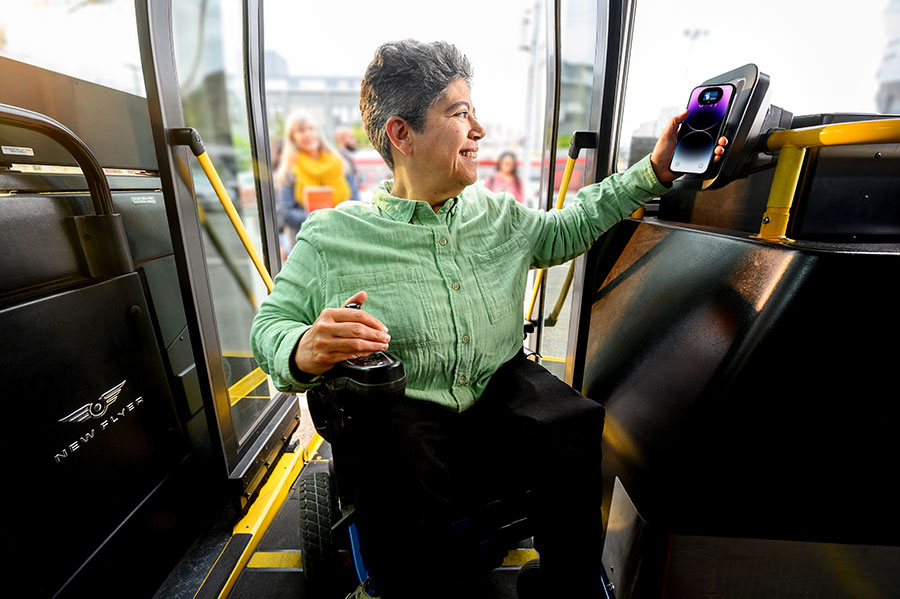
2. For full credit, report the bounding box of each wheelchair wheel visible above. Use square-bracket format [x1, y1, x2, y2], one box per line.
[516, 558, 545, 599]
[299, 469, 339, 596]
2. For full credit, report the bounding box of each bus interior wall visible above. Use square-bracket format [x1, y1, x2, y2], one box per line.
[0, 58, 220, 598]
[576, 102, 900, 596]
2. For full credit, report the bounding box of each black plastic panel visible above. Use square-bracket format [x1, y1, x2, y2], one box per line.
[140, 255, 188, 347]
[581, 220, 900, 548]
[0, 188, 176, 297]
[2, 273, 187, 596]
[792, 142, 900, 241]
[0, 194, 86, 297]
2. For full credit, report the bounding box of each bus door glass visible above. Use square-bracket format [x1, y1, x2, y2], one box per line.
[171, 1, 278, 441]
[529, 0, 602, 380]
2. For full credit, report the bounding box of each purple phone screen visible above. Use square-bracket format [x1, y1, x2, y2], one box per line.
[671, 84, 734, 174]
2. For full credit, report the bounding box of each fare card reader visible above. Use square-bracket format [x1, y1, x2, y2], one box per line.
[672, 64, 793, 191]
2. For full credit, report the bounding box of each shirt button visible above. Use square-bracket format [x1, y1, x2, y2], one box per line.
[462, 335, 470, 343]
[458, 375, 467, 384]
[439, 237, 448, 245]
[451, 282, 460, 290]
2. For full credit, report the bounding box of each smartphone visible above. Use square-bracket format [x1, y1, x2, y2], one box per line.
[670, 83, 735, 175]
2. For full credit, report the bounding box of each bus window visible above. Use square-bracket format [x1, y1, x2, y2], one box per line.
[0, 0, 145, 97]
[263, 0, 547, 221]
[263, 0, 570, 385]
[618, 0, 892, 174]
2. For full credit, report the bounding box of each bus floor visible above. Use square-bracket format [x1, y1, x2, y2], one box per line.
[153, 411, 536, 598]
[154, 471, 535, 599]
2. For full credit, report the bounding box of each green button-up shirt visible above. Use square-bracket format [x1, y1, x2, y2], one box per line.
[250, 155, 667, 412]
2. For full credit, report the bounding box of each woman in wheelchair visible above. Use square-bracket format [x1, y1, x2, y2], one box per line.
[250, 40, 725, 599]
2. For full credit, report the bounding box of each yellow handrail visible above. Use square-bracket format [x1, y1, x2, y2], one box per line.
[756, 118, 900, 242]
[195, 151, 274, 293]
[526, 156, 576, 320]
[766, 118, 900, 151]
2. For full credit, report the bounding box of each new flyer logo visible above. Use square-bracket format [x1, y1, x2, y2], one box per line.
[54, 380, 145, 464]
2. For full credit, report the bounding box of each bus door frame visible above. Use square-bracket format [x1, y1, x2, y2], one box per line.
[563, 0, 638, 390]
[135, 0, 298, 507]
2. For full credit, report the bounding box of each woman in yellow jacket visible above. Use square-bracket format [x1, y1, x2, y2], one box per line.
[275, 110, 351, 243]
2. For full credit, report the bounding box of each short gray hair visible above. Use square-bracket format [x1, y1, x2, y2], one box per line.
[360, 40, 473, 169]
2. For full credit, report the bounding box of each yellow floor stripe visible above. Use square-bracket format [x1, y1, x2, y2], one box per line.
[247, 551, 303, 569]
[541, 355, 565, 363]
[222, 449, 307, 596]
[228, 367, 269, 407]
[502, 549, 539, 567]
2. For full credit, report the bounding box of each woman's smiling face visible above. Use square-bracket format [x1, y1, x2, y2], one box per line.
[408, 78, 486, 200]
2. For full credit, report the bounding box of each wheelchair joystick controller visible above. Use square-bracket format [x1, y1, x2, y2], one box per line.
[324, 302, 406, 396]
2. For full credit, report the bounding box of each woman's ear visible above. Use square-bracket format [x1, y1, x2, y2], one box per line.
[386, 116, 413, 158]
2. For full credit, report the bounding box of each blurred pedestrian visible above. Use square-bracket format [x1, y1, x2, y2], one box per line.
[484, 150, 524, 203]
[275, 110, 350, 247]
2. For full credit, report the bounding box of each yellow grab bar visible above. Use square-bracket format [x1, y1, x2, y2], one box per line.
[756, 118, 900, 242]
[195, 151, 274, 293]
[173, 127, 275, 293]
[526, 156, 576, 320]
[766, 118, 900, 151]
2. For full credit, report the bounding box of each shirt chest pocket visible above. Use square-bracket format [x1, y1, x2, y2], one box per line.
[469, 235, 530, 324]
[334, 269, 440, 349]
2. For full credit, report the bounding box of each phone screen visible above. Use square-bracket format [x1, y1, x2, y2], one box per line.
[670, 84, 735, 175]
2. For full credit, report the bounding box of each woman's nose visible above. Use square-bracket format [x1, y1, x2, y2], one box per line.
[470, 117, 485, 141]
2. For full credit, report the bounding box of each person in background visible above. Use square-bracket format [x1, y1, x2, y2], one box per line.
[484, 150, 524, 203]
[334, 126, 361, 202]
[275, 110, 351, 246]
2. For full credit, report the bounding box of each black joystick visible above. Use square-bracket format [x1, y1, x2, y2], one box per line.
[325, 302, 406, 396]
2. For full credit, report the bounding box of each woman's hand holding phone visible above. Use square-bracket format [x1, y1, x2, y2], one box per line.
[668, 83, 735, 177]
[651, 108, 727, 185]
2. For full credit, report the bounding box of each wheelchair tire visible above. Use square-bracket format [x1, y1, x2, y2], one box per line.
[516, 558, 545, 599]
[299, 469, 338, 595]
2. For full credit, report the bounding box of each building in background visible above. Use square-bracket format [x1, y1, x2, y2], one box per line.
[265, 50, 362, 140]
